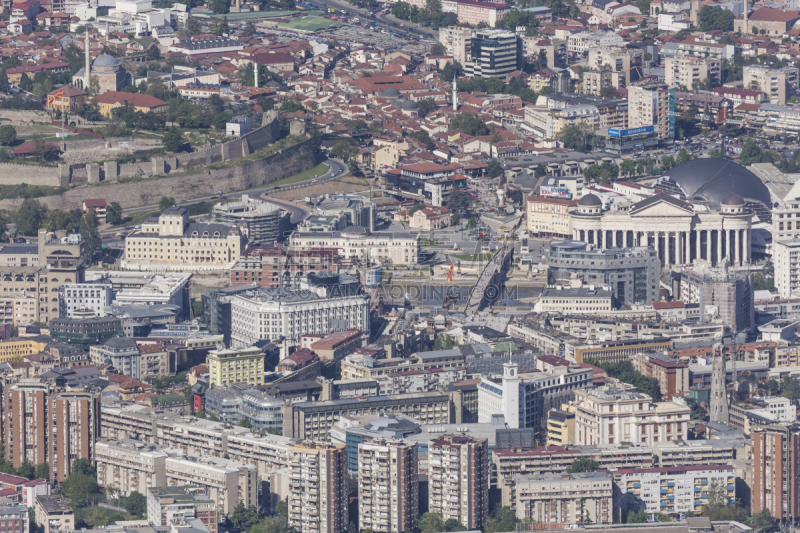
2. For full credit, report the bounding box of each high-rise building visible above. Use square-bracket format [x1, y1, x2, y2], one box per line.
[287, 442, 348, 533]
[96, 439, 167, 496]
[514, 472, 613, 526]
[464, 30, 520, 79]
[627, 82, 673, 139]
[5, 382, 49, 471]
[439, 27, 474, 64]
[743, 64, 799, 105]
[165, 455, 258, 516]
[752, 424, 800, 522]
[428, 435, 489, 531]
[664, 56, 720, 89]
[206, 347, 265, 387]
[357, 440, 418, 533]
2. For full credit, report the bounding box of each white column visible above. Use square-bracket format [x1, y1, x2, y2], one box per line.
[733, 229, 739, 266]
[745, 229, 751, 264]
[696, 230, 701, 263]
[685, 231, 691, 264]
[706, 230, 712, 263]
[654, 232, 660, 263]
[596, 230, 601, 246]
[613, 230, 618, 248]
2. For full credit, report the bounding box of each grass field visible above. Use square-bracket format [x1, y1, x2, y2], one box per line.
[278, 15, 341, 31]
[269, 163, 328, 187]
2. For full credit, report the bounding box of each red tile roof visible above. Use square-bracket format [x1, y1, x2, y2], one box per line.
[95, 91, 167, 109]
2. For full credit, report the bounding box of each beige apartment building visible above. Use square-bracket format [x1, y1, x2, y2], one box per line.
[95, 439, 167, 496]
[36, 495, 74, 533]
[514, 472, 613, 526]
[287, 442, 349, 533]
[428, 435, 489, 531]
[628, 82, 672, 139]
[587, 46, 642, 86]
[358, 440, 418, 533]
[438, 26, 473, 64]
[752, 424, 800, 522]
[574, 385, 691, 446]
[526, 195, 578, 239]
[123, 206, 246, 272]
[665, 56, 719, 89]
[582, 70, 614, 95]
[744, 64, 799, 104]
[165, 455, 258, 515]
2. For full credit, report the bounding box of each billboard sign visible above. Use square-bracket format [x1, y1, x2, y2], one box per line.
[540, 186, 571, 198]
[608, 126, 655, 137]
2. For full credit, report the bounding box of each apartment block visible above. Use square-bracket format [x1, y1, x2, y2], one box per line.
[752, 424, 800, 521]
[582, 70, 614, 96]
[287, 442, 348, 533]
[428, 435, 489, 531]
[546, 406, 575, 446]
[207, 347, 265, 387]
[225, 432, 295, 478]
[587, 46, 642, 86]
[0, 506, 28, 533]
[574, 385, 691, 446]
[95, 439, 167, 496]
[357, 440, 418, 533]
[652, 439, 739, 467]
[664, 56, 719, 89]
[514, 472, 613, 526]
[464, 30, 520, 79]
[744, 64, 799, 104]
[630, 353, 690, 400]
[5, 382, 49, 471]
[616, 465, 735, 520]
[147, 486, 219, 533]
[36, 495, 73, 533]
[48, 389, 101, 482]
[439, 26, 473, 64]
[627, 82, 672, 139]
[165, 455, 258, 515]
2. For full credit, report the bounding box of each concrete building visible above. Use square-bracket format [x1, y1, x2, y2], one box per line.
[616, 465, 735, 521]
[514, 472, 613, 526]
[147, 486, 219, 533]
[546, 406, 576, 446]
[212, 196, 290, 245]
[230, 280, 369, 347]
[0, 506, 28, 533]
[57, 283, 113, 318]
[428, 435, 489, 531]
[287, 442, 348, 533]
[230, 248, 340, 290]
[95, 439, 167, 496]
[439, 26, 473, 64]
[582, 69, 615, 95]
[627, 82, 673, 139]
[533, 286, 614, 314]
[664, 56, 720, 89]
[206, 347, 265, 387]
[743, 64, 799, 105]
[574, 385, 691, 446]
[123, 207, 246, 272]
[586, 46, 643, 86]
[289, 227, 418, 265]
[165, 455, 258, 516]
[752, 424, 800, 522]
[630, 353, 690, 400]
[357, 440, 418, 533]
[85, 271, 192, 316]
[774, 236, 800, 298]
[477, 363, 593, 439]
[678, 266, 755, 334]
[464, 30, 520, 79]
[546, 241, 660, 305]
[527, 196, 578, 239]
[36, 495, 73, 533]
[304, 194, 377, 232]
[89, 337, 141, 379]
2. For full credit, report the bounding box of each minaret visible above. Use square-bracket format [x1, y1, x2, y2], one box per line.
[84, 27, 91, 90]
[743, 0, 748, 31]
[452, 71, 458, 112]
[255, 63, 258, 88]
[709, 343, 730, 424]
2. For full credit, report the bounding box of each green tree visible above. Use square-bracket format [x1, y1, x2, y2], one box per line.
[0, 124, 16, 145]
[566, 458, 599, 473]
[676, 149, 691, 165]
[661, 154, 676, 170]
[124, 492, 146, 517]
[159, 196, 176, 211]
[106, 201, 123, 225]
[626, 510, 647, 523]
[450, 213, 460, 226]
[411, 130, 435, 150]
[487, 159, 502, 178]
[444, 519, 465, 532]
[28, 507, 35, 533]
[15, 462, 34, 480]
[558, 124, 590, 151]
[655, 513, 672, 522]
[535, 164, 547, 178]
[698, 5, 734, 31]
[449, 112, 487, 136]
[230, 502, 260, 531]
[14, 198, 46, 236]
[419, 513, 445, 533]
[79, 210, 101, 261]
[740, 140, 775, 165]
[0, 68, 8, 94]
[433, 334, 455, 350]
[431, 42, 447, 55]
[417, 98, 438, 117]
[238, 418, 253, 428]
[620, 159, 636, 176]
[484, 507, 515, 533]
[748, 508, 771, 530]
[163, 127, 185, 153]
[467, 217, 477, 229]
[447, 190, 472, 214]
[61, 459, 100, 505]
[599, 86, 618, 98]
[34, 462, 49, 480]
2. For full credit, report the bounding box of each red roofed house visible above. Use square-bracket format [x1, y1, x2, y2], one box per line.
[735, 8, 800, 35]
[82, 199, 107, 223]
[95, 92, 168, 118]
[631, 353, 690, 399]
[409, 205, 451, 230]
[305, 329, 363, 362]
[252, 51, 296, 73]
[276, 348, 320, 381]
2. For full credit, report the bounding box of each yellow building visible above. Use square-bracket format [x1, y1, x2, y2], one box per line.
[46, 86, 88, 112]
[94, 91, 168, 118]
[207, 347, 265, 387]
[0, 337, 49, 363]
[526, 194, 578, 239]
[546, 403, 576, 446]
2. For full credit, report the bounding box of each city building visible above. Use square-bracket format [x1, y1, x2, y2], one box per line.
[230, 248, 340, 290]
[123, 207, 246, 272]
[89, 337, 141, 379]
[439, 26, 474, 63]
[207, 347, 265, 387]
[304, 194, 377, 232]
[526, 196, 578, 239]
[49, 389, 101, 482]
[630, 353, 690, 400]
[229, 279, 369, 347]
[514, 472, 613, 526]
[289, 227, 418, 265]
[36, 495, 72, 533]
[357, 440, 418, 533]
[616, 465, 735, 521]
[627, 82, 673, 139]
[428, 435, 489, 530]
[582, 69, 615, 96]
[664, 56, 720, 90]
[287, 442, 348, 533]
[743, 64, 799, 105]
[204, 382, 319, 433]
[95, 439, 167, 496]
[533, 286, 614, 314]
[677, 266, 755, 334]
[574, 385, 691, 446]
[774, 236, 800, 298]
[546, 406, 576, 446]
[165, 455, 258, 515]
[752, 424, 800, 522]
[546, 241, 660, 305]
[96, 91, 169, 117]
[464, 30, 520, 79]
[587, 46, 643, 86]
[147, 486, 219, 533]
[49, 316, 124, 350]
[57, 283, 113, 318]
[212, 196, 290, 245]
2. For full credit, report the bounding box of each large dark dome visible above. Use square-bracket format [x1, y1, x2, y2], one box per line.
[657, 158, 771, 208]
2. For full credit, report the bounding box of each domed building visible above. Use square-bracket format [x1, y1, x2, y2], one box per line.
[570, 159, 763, 268]
[74, 53, 126, 94]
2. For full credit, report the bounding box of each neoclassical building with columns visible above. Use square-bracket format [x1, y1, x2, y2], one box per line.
[569, 158, 772, 269]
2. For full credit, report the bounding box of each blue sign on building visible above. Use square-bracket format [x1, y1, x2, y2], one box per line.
[608, 126, 655, 137]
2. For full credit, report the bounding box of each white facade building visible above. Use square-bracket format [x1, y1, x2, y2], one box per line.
[58, 283, 113, 318]
[774, 236, 800, 298]
[289, 227, 418, 265]
[165, 455, 258, 516]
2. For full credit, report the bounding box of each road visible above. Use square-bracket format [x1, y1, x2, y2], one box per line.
[301, 0, 438, 39]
